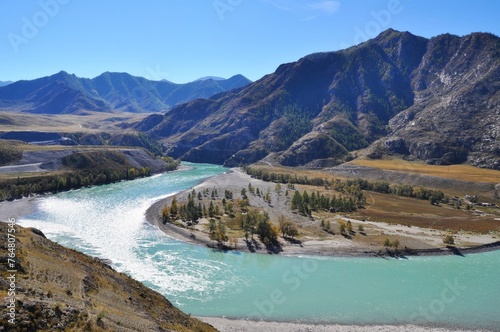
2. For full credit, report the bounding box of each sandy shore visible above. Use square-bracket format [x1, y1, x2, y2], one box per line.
[197, 317, 492, 332]
[0, 196, 38, 222]
[145, 168, 500, 258]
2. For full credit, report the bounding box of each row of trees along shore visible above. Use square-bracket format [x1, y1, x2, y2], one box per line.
[0, 166, 153, 202]
[243, 166, 445, 204]
[0, 155, 180, 202]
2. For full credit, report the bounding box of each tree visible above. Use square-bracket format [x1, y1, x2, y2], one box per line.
[339, 221, 346, 235]
[248, 182, 254, 194]
[358, 224, 364, 233]
[208, 219, 228, 248]
[197, 191, 202, 200]
[279, 216, 299, 239]
[291, 191, 302, 210]
[323, 220, 331, 232]
[346, 220, 353, 233]
[443, 235, 455, 246]
[161, 206, 170, 224]
[265, 192, 271, 204]
[429, 195, 439, 205]
[256, 218, 278, 243]
[170, 197, 178, 217]
[383, 238, 391, 247]
[209, 201, 215, 218]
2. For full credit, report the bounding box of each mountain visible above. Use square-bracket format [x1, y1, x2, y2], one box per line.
[0, 72, 251, 114]
[0, 81, 13, 87]
[196, 76, 226, 81]
[0, 222, 216, 331]
[137, 29, 499, 169]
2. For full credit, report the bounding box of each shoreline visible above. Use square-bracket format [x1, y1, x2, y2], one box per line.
[0, 195, 38, 221]
[145, 168, 500, 258]
[197, 316, 496, 332]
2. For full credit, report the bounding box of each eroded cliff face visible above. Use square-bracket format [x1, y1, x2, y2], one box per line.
[138, 30, 499, 169]
[386, 32, 500, 169]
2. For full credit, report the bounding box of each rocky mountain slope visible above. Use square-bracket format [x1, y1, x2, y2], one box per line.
[0, 222, 216, 331]
[0, 71, 250, 114]
[137, 29, 499, 169]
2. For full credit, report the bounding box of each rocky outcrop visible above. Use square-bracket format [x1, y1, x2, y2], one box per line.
[278, 132, 348, 166]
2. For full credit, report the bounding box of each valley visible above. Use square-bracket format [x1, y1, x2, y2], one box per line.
[0, 26, 499, 332]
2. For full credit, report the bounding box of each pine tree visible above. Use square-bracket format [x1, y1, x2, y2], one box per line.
[170, 197, 178, 217]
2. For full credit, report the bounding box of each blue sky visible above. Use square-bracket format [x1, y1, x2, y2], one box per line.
[1, 0, 499, 83]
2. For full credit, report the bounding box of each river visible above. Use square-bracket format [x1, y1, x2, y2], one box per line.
[18, 163, 500, 330]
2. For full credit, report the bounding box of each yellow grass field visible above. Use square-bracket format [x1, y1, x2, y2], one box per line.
[351, 158, 500, 183]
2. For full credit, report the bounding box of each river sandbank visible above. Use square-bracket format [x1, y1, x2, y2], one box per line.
[145, 168, 500, 258]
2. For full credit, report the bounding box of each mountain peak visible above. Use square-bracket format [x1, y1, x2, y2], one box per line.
[196, 76, 226, 81]
[137, 30, 499, 170]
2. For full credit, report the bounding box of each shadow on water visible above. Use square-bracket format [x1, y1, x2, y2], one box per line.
[447, 245, 465, 257]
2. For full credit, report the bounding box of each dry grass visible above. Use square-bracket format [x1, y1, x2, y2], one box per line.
[351, 158, 500, 183]
[237, 166, 500, 235]
[353, 191, 500, 233]
[0, 112, 148, 133]
[251, 164, 348, 182]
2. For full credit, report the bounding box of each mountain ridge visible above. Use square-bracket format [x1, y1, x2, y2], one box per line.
[0, 71, 251, 114]
[137, 29, 499, 169]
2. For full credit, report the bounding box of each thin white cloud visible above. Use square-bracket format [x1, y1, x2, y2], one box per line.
[309, 1, 341, 15]
[261, 0, 341, 19]
[261, 0, 294, 11]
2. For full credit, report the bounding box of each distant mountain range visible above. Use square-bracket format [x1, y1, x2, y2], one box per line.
[136, 29, 499, 169]
[195, 76, 226, 81]
[0, 81, 12, 87]
[0, 72, 251, 114]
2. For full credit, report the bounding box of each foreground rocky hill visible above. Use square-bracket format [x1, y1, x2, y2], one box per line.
[137, 29, 499, 169]
[0, 221, 216, 331]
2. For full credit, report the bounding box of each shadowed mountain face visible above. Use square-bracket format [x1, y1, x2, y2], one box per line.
[137, 29, 499, 169]
[0, 72, 251, 114]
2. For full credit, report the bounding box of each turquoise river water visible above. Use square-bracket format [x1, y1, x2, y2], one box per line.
[18, 163, 500, 330]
